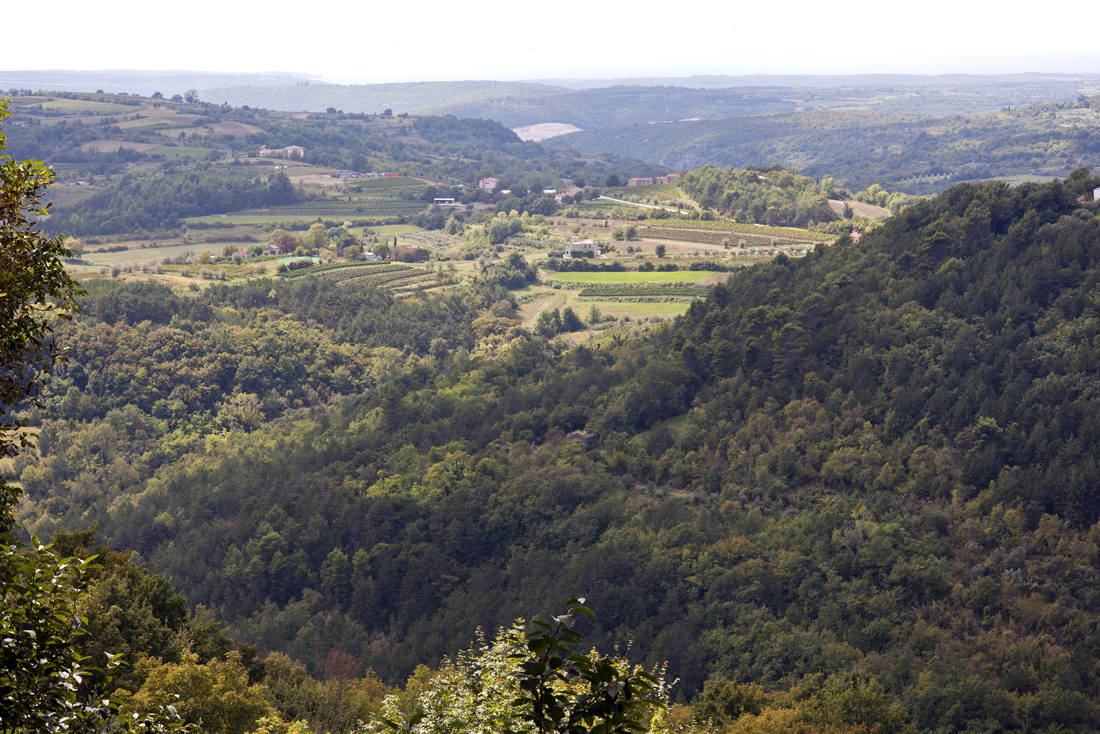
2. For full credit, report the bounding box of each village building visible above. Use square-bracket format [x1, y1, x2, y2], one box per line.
[564, 238, 601, 258]
[655, 173, 680, 185]
[627, 177, 654, 186]
[555, 185, 584, 202]
[479, 177, 501, 191]
[433, 197, 456, 205]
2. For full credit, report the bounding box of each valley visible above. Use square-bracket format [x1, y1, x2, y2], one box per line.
[6, 72, 1100, 734]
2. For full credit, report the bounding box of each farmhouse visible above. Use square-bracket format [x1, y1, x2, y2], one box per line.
[627, 177, 653, 186]
[655, 173, 680, 185]
[555, 185, 584, 202]
[565, 238, 601, 258]
[479, 177, 501, 191]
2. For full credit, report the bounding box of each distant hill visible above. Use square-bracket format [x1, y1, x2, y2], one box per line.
[549, 100, 1100, 193]
[524, 71, 1100, 90]
[202, 80, 568, 116]
[0, 69, 321, 98]
[203, 74, 1100, 133]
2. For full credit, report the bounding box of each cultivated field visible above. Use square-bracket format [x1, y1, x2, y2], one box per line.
[544, 270, 715, 284]
[82, 140, 162, 153]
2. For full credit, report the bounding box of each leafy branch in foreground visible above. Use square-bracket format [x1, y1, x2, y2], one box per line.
[509, 597, 664, 734]
[361, 599, 667, 734]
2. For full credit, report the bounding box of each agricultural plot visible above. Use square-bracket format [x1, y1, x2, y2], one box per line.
[84, 243, 199, 264]
[643, 227, 822, 248]
[367, 224, 422, 236]
[400, 231, 462, 248]
[641, 218, 833, 242]
[32, 98, 137, 113]
[587, 320, 672, 346]
[81, 140, 162, 153]
[118, 117, 188, 131]
[545, 270, 715, 285]
[238, 200, 426, 218]
[577, 284, 706, 301]
[237, 178, 430, 221]
[209, 121, 264, 136]
[350, 177, 426, 189]
[151, 145, 217, 157]
[282, 261, 434, 291]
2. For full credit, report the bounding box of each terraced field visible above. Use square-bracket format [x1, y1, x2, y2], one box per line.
[281, 261, 434, 291]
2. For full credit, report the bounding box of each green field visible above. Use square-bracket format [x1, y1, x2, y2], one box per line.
[350, 176, 426, 189]
[151, 146, 215, 157]
[572, 200, 649, 213]
[185, 213, 396, 225]
[236, 201, 426, 217]
[84, 243, 205, 264]
[36, 98, 137, 113]
[592, 302, 690, 317]
[367, 224, 422, 236]
[545, 270, 714, 284]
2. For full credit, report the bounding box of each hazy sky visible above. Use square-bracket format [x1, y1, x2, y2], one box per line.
[7, 0, 1098, 83]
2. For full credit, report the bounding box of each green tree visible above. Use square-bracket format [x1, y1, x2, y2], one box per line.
[654, 244, 666, 258]
[320, 547, 352, 604]
[302, 223, 330, 251]
[122, 651, 274, 734]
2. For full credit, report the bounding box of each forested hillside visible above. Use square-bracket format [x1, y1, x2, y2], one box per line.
[203, 73, 1100, 128]
[553, 100, 1100, 192]
[11, 170, 1100, 732]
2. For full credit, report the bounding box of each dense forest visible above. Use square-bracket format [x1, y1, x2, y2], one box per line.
[11, 170, 1100, 731]
[55, 170, 299, 234]
[676, 165, 837, 227]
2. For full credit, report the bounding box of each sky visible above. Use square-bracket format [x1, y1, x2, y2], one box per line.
[7, 0, 1099, 84]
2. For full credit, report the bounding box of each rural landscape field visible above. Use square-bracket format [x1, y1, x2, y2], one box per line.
[7, 56, 1100, 734]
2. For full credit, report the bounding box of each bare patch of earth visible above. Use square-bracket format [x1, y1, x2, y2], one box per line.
[827, 200, 890, 218]
[513, 123, 583, 142]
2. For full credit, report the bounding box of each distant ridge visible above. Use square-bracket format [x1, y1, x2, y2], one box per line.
[522, 71, 1100, 90]
[0, 70, 322, 97]
[202, 80, 568, 116]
